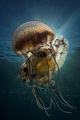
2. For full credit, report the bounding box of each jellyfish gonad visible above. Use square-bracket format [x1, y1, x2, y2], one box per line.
[12, 21, 77, 116]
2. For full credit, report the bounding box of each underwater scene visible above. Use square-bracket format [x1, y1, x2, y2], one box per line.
[0, 0, 80, 120]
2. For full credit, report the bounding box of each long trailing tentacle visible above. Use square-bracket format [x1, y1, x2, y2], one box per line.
[38, 50, 62, 112]
[50, 88, 72, 113]
[32, 87, 52, 116]
[38, 48, 70, 113]
[24, 54, 52, 116]
[49, 43, 77, 112]
[52, 90, 77, 110]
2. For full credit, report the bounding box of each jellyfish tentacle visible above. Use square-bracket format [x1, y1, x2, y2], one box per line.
[32, 87, 52, 116]
[53, 90, 70, 106]
[52, 90, 77, 111]
[38, 49, 70, 113]
[25, 54, 52, 116]
[54, 58, 76, 110]
[37, 49, 67, 113]
[49, 44, 77, 112]
[50, 88, 72, 113]
[26, 56, 48, 111]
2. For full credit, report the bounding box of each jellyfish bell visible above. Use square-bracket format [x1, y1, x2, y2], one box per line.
[12, 20, 77, 116]
[12, 21, 55, 56]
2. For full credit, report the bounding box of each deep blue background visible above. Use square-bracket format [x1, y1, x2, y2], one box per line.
[0, 0, 80, 120]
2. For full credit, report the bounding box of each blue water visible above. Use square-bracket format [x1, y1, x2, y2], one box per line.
[0, 0, 80, 120]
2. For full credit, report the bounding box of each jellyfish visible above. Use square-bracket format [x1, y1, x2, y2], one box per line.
[12, 21, 77, 116]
